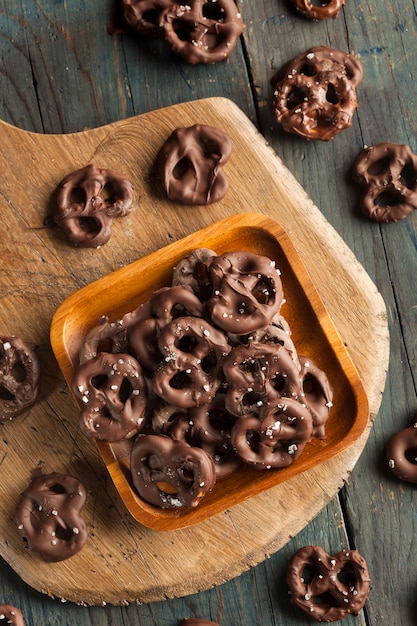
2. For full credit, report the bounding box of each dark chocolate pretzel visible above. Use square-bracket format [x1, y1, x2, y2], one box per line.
[50, 163, 134, 247]
[206, 250, 284, 334]
[160, 0, 243, 65]
[299, 355, 333, 438]
[15, 469, 88, 562]
[271, 46, 363, 141]
[121, 0, 173, 38]
[0, 336, 40, 421]
[72, 352, 147, 441]
[231, 398, 313, 469]
[172, 247, 217, 301]
[286, 545, 370, 621]
[156, 124, 232, 205]
[222, 343, 303, 416]
[0, 604, 25, 626]
[154, 315, 230, 405]
[165, 396, 241, 478]
[126, 287, 204, 370]
[352, 142, 417, 222]
[386, 421, 417, 483]
[130, 434, 216, 508]
[292, 0, 345, 20]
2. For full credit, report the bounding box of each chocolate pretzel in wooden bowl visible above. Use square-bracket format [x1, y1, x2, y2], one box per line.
[50, 215, 369, 530]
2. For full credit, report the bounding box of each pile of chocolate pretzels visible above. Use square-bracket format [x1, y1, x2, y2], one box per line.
[114, 0, 243, 65]
[71, 248, 333, 510]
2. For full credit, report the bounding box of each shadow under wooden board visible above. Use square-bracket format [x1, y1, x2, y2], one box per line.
[0, 97, 389, 605]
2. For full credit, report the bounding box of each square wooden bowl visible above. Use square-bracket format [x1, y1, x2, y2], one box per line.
[50, 213, 369, 531]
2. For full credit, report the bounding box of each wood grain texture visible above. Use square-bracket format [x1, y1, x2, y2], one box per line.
[0, 98, 388, 605]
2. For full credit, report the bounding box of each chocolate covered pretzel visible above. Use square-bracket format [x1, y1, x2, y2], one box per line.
[156, 124, 232, 205]
[49, 163, 134, 247]
[206, 250, 284, 334]
[222, 343, 303, 416]
[131, 434, 216, 508]
[352, 142, 417, 222]
[171, 247, 216, 300]
[0, 604, 25, 626]
[231, 398, 313, 469]
[153, 316, 230, 407]
[160, 0, 243, 65]
[287, 545, 370, 621]
[0, 336, 40, 421]
[386, 420, 417, 483]
[72, 352, 147, 441]
[121, 0, 173, 38]
[15, 469, 88, 562]
[291, 0, 345, 20]
[299, 355, 333, 438]
[271, 46, 363, 141]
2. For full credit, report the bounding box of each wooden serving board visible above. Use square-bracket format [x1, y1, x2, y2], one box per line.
[0, 97, 389, 606]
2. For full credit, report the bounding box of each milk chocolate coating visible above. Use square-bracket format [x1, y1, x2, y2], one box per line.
[0, 336, 40, 421]
[49, 163, 134, 247]
[386, 422, 417, 483]
[0, 604, 25, 626]
[222, 343, 303, 416]
[271, 46, 363, 141]
[78, 315, 126, 363]
[286, 545, 370, 621]
[172, 248, 216, 301]
[121, 0, 172, 38]
[72, 352, 147, 441]
[156, 124, 232, 205]
[131, 434, 216, 508]
[231, 398, 313, 469]
[352, 142, 417, 222]
[206, 250, 284, 334]
[15, 469, 88, 562]
[292, 0, 345, 20]
[299, 355, 333, 438]
[127, 286, 204, 371]
[165, 396, 242, 478]
[160, 0, 243, 65]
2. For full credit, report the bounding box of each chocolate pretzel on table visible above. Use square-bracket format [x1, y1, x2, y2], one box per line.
[271, 45, 363, 142]
[286, 545, 371, 622]
[119, 0, 243, 65]
[291, 0, 345, 20]
[352, 142, 417, 222]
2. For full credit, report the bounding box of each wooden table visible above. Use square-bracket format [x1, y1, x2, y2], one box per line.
[0, 1, 416, 624]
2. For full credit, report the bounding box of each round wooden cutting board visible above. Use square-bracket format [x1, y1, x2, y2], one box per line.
[0, 97, 389, 605]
